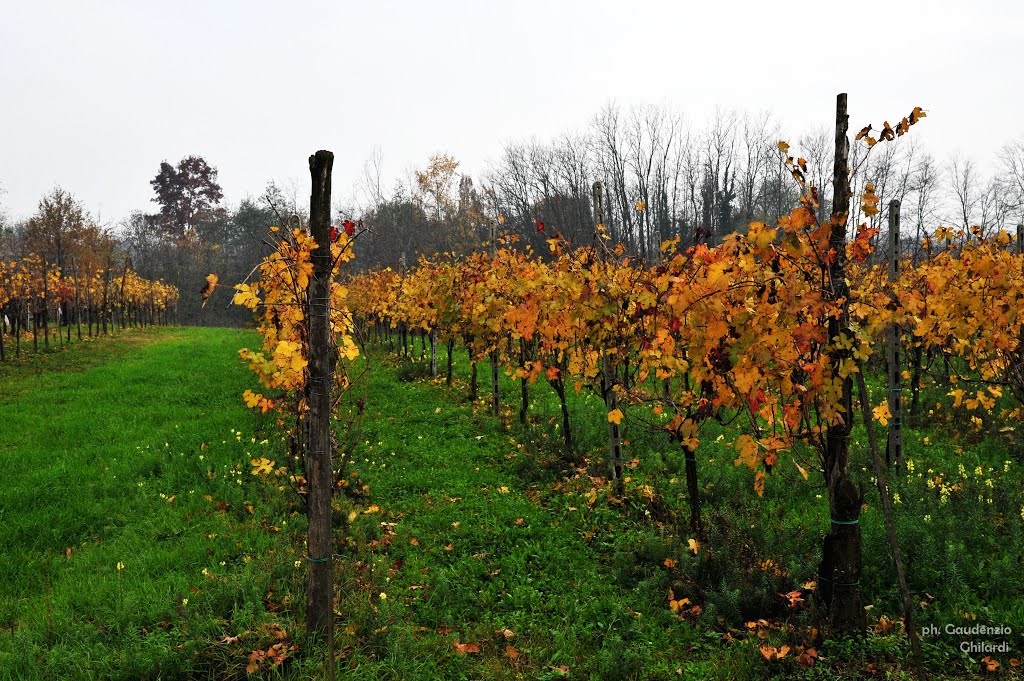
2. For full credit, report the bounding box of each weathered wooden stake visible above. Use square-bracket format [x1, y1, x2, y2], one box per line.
[819, 92, 864, 638]
[594, 181, 624, 494]
[42, 261, 50, 350]
[855, 371, 927, 679]
[305, 150, 337, 668]
[886, 200, 902, 466]
[430, 328, 437, 378]
[490, 223, 500, 416]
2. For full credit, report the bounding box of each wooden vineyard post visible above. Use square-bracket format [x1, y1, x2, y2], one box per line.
[886, 200, 902, 466]
[305, 150, 337, 664]
[519, 338, 529, 425]
[32, 272, 39, 353]
[101, 259, 111, 335]
[73, 259, 82, 340]
[819, 92, 864, 638]
[42, 261, 50, 350]
[594, 181, 624, 495]
[446, 337, 455, 386]
[430, 328, 437, 378]
[1018, 225, 1023, 377]
[118, 259, 128, 332]
[854, 371, 926, 679]
[654, 229, 671, 401]
[490, 223, 500, 417]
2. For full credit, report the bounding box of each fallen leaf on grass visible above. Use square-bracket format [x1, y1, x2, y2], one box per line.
[759, 644, 790, 661]
[453, 640, 480, 654]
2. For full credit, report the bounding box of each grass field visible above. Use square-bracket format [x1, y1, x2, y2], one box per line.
[1, 327, 1021, 679]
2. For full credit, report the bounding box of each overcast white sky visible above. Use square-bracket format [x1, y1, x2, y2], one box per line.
[1, 0, 1021, 225]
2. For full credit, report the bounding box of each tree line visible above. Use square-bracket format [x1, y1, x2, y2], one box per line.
[2, 101, 1022, 325]
[356, 103, 1024, 269]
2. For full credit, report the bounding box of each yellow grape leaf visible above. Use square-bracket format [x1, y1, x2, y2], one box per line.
[250, 457, 275, 476]
[607, 408, 624, 425]
[734, 434, 759, 470]
[948, 389, 966, 409]
[233, 283, 261, 309]
[872, 403, 892, 427]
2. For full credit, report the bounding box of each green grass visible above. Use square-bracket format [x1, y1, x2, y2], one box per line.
[1, 328, 1021, 679]
[0, 327, 303, 680]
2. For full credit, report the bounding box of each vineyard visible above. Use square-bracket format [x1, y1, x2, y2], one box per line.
[2, 96, 1024, 679]
[0, 254, 179, 359]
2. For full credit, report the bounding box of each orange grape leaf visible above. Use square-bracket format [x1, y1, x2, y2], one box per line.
[453, 640, 480, 655]
[200, 274, 218, 307]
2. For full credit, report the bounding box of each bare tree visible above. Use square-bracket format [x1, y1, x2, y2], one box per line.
[906, 152, 942, 262]
[948, 153, 980, 245]
[998, 137, 1024, 226]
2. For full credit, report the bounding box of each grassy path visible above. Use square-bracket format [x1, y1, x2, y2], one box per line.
[0, 328, 295, 680]
[2, 329, 1018, 679]
[337, 357, 722, 680]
